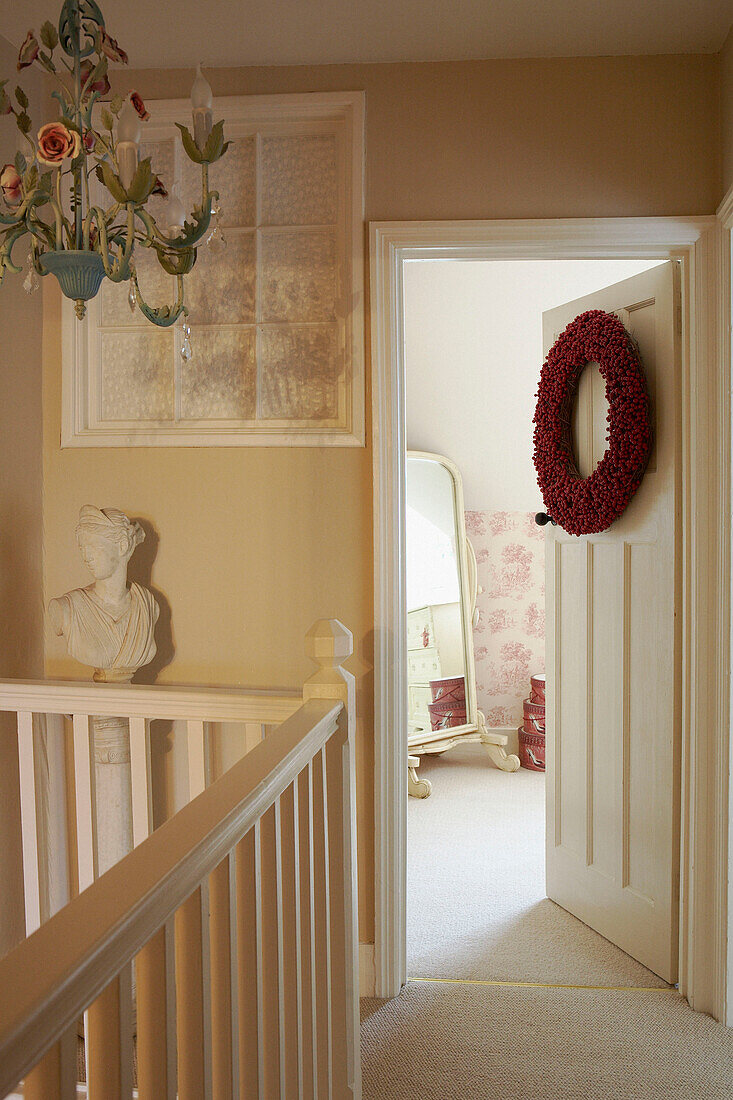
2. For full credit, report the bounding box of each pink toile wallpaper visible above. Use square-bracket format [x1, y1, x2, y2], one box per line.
[465, 510, 545, 729]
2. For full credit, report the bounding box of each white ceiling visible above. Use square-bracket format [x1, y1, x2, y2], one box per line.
[2, 1, 732, 70]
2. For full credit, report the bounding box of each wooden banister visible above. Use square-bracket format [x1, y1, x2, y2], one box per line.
[0, 696, 341, 1095]
[0, 679, 301, 724]
[0, 618, 361, 1099]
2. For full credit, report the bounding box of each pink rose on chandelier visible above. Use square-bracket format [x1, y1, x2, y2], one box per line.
[129, 91, 150, 121]
[100, 30, 129, 66]
[0, 164, 22, 206]
[80, 59, 111, 97]
[37, 122, 81, 167]
[17, 31, 39, 71]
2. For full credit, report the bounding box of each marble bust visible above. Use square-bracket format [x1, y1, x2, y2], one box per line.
[49, 506, 159, 683]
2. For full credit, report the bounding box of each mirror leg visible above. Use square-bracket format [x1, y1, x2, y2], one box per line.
[408, 754, 432, 798]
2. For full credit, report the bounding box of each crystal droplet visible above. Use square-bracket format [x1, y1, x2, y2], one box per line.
[207, 226, 227, 255]
[180, 336, 193, 362]
[128, 281, 137, 314]
[23, 267, 40, 295]
[183, 321, 191, 338]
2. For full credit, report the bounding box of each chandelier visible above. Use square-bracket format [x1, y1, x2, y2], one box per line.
[0, 0, 230, 360]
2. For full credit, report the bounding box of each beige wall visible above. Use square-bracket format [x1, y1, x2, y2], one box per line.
[41, 53, 721, 943]
[722, 26, 733, 197]
[0, 36, 44, 954]
[118, 54, 721, 219]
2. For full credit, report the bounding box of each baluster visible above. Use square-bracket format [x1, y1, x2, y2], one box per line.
[175, 885, 212, 1099]
[136, 925, 176, 1100]
[298, 764, 317, 1100]
[244, 721, 264, 752]
[235, 825, 260, 1097]
[86, 968, 133, 1098]
[325, 724, 358, 1097]
[72, 714, 97, 892]
[311, 749, 332, 1098]
[21, 1026, 77, 1100]
[17, 710, 40, 936]
[209, 852, 239, 1099]
[187, 720, 207, 799]
[279, 780, 302, 1097]
[259, 803, 281, 1097]
[129, 716, 152, 847]
[303, 618, 360, 1097]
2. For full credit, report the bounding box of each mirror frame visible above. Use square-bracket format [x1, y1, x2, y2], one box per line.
[406, 450, 479, 747]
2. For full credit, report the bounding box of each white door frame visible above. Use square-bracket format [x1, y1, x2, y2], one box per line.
[370, 215, 731, 1023]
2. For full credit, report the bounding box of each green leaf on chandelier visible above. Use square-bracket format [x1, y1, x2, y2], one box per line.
[24, 164, 38, 192]
[127, 158, 157, 204]
[16, 112, 31, 136]
[15, 86, 28, 111]
[96, 161, 128, 205]
[39, 171, 52, 194]
[101, 107, 114, 132]
[14, 151, 27, 177]
[109, 94, 124, 117]
[175, 122, 204, 164]
[202, 120, 229, 164]
[40, 20, 59, 50]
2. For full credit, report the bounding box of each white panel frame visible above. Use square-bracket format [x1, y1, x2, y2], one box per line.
[62, 91, 365, 448]
[370, 216, 731, 1025]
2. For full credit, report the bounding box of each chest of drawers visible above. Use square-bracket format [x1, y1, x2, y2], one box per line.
[407, 602, 464, 733]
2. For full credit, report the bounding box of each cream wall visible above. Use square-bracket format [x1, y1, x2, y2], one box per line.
[40, 53, 722, 944]
[722, 26, 733, 196]
[0, 36, 44, 955]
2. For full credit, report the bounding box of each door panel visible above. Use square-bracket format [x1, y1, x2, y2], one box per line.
[544, 262, 681, 982]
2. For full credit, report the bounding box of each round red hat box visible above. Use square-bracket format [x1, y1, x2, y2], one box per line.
[518, 726, 545, 771]
[429, 675, 466, 704]
[428, 699, 467, 732]
[530, 674, 546, 703]
[523, 697, 546, 730]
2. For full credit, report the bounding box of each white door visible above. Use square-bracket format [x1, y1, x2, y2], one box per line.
[544, 262, 681, 982]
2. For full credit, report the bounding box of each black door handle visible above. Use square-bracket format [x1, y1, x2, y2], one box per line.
[535, 512, 557, 526]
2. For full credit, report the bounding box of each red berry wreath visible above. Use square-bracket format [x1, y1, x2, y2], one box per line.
[533, 309, 652, 536]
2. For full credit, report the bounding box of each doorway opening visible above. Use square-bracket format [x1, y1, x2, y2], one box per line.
[402, 257, 669, 987]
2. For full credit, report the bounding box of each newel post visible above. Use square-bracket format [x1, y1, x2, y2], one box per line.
[303, 620, 361, 1098]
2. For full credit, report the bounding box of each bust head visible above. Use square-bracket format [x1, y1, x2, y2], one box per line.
[75, 506, 145, 581]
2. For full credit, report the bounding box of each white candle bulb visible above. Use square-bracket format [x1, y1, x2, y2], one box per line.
[191, 63, 213, 110]
[117, 100, 141, 145]
[116, 101, 141, 190]
[191, 62, 214, 150]
[164, 192, 186, 237]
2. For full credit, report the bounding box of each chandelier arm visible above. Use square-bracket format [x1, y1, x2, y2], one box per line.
[132, 268, 186, 327]
[148, 194, 217, 252]
[91, 203, 135, 282]
[0, 226, 28, 282]
[134, 207, 157, 247]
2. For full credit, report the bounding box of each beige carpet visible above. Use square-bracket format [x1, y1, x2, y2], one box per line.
[361, 981, 733, 1099]
[408, 742, 667, 987]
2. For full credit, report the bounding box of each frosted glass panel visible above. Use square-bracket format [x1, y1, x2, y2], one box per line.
[261, 229, 337, 323]
[181, 134, 256, 226]
[68, 93, 363, 444]
[185, 232, 256, 325]
[261, 135, 338, 226]
[180, 328, 256, 419]
[100, 331, 173, 420]
[260, 325, 340, 420]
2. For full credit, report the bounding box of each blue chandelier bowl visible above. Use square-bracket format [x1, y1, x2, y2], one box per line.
[40, 250, 107, 315]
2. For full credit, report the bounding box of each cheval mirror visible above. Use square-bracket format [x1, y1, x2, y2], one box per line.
[406, 451, 520, 797]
